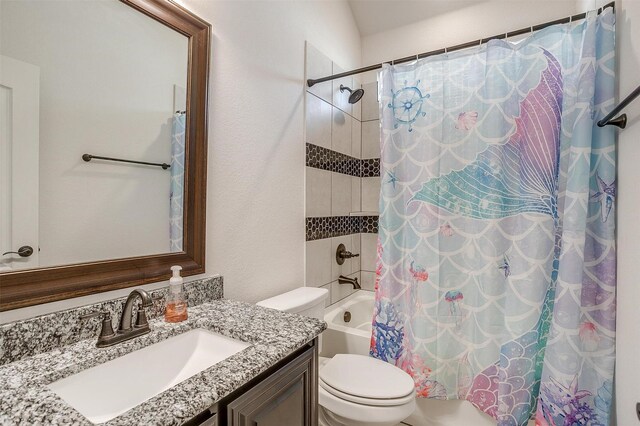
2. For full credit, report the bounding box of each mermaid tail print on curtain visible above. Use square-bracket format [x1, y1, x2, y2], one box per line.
[370, 8, 616, 426]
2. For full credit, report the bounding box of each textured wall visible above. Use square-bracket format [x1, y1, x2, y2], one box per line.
[182, 0, 361, 303]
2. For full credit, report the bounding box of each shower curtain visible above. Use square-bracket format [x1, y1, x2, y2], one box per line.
[370, 9, 616, 426]
[169, 112, 185, 252]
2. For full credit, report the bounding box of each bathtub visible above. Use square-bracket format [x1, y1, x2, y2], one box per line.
[320, 290, 374, 358]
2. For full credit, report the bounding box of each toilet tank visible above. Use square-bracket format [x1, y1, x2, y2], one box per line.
[257, 287, 328, 320]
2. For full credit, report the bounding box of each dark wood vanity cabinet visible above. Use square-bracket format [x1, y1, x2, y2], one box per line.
[227, 343, 318, 426]
[188, 339, 318, 426]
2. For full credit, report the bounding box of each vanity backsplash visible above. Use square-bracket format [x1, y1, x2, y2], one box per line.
[0, 276, 223, 366]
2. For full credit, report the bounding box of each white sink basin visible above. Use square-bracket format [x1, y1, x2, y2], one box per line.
[47, 328, 250, 424]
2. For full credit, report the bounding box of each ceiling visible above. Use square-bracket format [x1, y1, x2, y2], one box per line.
[347, 0, 488, 37]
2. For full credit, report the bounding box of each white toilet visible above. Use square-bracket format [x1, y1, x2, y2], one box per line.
[257, 287, 416, 426]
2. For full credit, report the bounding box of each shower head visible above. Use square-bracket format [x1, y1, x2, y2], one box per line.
[340, 84, 365, 104]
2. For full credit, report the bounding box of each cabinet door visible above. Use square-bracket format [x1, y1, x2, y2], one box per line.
[227, 344, 318, 426]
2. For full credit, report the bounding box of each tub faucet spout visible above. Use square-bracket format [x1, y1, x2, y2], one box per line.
[338, 275, 361, 290]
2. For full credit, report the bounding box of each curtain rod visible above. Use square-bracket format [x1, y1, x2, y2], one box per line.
[307, 1, 615, 88]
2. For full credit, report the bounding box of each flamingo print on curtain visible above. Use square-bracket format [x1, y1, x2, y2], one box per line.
[370, 8, 616, 426]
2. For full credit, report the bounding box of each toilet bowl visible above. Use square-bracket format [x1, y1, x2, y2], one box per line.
[318, 354, 415, 426]
[257, 288, 416, 426]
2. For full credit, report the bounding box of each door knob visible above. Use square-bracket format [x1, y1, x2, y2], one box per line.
[2, 246, 34, 258]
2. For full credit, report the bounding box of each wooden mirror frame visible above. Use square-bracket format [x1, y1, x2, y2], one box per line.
[0, 0, 211, 311]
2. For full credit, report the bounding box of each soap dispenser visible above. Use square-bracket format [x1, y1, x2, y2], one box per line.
[165, 265, 188, 323]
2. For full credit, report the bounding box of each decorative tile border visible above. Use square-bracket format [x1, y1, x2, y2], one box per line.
[361, 215, 379, 234]
[361, 158, 380, 177]
[306, 216, 359, 241]
[306, 143, 380, 177]
[306, 216, 379, 241]
[306, 143, 360, 176]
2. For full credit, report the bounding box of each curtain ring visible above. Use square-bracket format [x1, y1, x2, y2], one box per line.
[530, 26, 534, 35]
[444, 46, 448, 54]
[416, 54, 419, 61]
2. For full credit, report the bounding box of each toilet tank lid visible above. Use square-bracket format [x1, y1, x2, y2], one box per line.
[256, 287, 329, 314]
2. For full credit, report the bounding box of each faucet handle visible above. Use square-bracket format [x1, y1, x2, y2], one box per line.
[134, 303, 150, 329]
[336, 243, 360, 265]
[80, 310, 115, 340]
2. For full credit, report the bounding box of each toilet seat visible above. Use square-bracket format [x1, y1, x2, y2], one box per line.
[319, 354, 415, 407]
[319, 378, 415, 406]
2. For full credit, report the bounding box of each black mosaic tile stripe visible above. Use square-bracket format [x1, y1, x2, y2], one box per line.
[306, 143, 360, 176]
[306, 143, 380, 177]
[306, 215, 379, 241]
[361, 158, 380, 177]
[306, 216, 360, 241]
[360, 215, 379, 233]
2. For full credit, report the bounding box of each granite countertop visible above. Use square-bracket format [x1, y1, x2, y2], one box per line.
[0, 299, 326, 425]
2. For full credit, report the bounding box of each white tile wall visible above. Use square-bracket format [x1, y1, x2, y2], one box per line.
[331, 173, 352, 216]
[360, 233, 378, 272]
[351, 119, 361, 159]
[350, 233, 361, 272]
[305, 43, 332, 103]
[351, 77, 362, 121]
[351, 177, 361, 213]
[330, 271, 360, 304]
[361, 177, 380, 212]
[361, 119, 380, 159]
[305, 238, 332, 287]
[361, 81, 379, 121]
[331, 107, 352, 156]
[331, 235, 354, 281]
[306, 167, 332, 217]
[305, 43, 379, 309]
[332, 64, 352, 116]
[320, 283, 332, 307]
[305, 94, 332, 149]
[361, 270, 376, 291]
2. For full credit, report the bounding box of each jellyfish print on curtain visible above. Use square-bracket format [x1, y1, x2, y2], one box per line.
[370, 8, 616, 426]
[169, 112, 185, 252]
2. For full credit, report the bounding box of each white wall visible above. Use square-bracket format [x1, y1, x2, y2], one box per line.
[361, 1, 577, 82]
[178, 0, 361, 303]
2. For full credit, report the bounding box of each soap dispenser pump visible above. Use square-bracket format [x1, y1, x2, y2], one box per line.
[165, 265, 188, 323]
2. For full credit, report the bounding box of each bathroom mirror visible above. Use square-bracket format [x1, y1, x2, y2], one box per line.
[0, 0, 210, 310]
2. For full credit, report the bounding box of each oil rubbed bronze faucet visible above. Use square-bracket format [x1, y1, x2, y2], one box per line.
[338, 275, 361, 290]
[80, 288, 153, 348]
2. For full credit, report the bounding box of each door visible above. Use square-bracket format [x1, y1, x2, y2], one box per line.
[0, 55, 40, 271]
